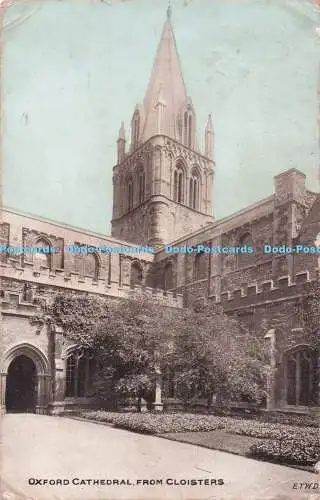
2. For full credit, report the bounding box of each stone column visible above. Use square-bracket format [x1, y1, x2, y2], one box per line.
[36, 374, 50, 415]
[49, 359, 66, 415]
[0, 372, 7, 415]
[264, 328, 277, 410]
[152, 364, 163, 412]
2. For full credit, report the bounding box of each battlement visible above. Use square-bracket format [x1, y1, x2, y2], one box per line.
[214, 270, 315, 309]
[0, 263, 183, 309]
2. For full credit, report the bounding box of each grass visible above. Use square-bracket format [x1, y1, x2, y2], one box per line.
[160, 430, 262, 456]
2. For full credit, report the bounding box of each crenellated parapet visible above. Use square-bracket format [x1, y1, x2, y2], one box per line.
[0, 264, 183, 308]
[214, 270, 313, 309]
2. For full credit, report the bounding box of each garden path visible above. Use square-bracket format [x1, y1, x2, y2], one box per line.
[1, 414, 319, 500]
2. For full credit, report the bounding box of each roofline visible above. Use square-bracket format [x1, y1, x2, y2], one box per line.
[160, 194, 275, 249]
[1, 206, 148, 248]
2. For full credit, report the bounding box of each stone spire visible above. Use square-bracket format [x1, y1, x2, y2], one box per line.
[140, 7, 188, 143]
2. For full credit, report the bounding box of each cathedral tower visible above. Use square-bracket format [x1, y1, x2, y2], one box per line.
[111, 7, 214, 246]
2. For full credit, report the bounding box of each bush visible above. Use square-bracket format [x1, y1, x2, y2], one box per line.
[249, 435, 320, 466]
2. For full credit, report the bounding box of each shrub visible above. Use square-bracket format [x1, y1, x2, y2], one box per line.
[249, 435, 320, 465]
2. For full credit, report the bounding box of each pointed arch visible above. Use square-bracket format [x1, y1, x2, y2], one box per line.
[180, 102, 195, 149]
[189, 167, 201, 210]
[83, 252, 99, 280]
[130, 260, 143, 287]
[284, 345, 319, 406]
[127, 176, 134, 211]
[163, 261, 174, 291]
[173, 160, 186, 204]
[34, 236, 53, 269]
[136, 164, 146, 205]
[237, 232, 254, 268]
[194, 251, 208, 281]
[2, 342, 50, 375]
[65, 348, 93, 398]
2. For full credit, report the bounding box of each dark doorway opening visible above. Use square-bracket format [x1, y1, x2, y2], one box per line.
[5, 355, 37, 413]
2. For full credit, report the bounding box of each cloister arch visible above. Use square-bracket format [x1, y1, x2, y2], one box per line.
[1, 342, 51, 414]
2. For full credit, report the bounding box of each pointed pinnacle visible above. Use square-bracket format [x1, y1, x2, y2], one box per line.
[118, 121, 125, 140]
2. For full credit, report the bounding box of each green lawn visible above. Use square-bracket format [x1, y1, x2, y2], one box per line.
[160, 430, 262, 456]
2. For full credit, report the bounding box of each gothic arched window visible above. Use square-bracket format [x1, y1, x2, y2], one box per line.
[163, 262, 174, 291]
[65, 351, 92, 398]
[189, 169, 200, 210]
[34, 237, 52, 269]
[285, 346, 318, 406]
[137, 167, 145, 205]
[84, 253, 99, 280]
[182, 107, 194, 148]
[173, 162, 185, 203]
[237, 232, 254, 268]
[194, 251, 208, 281]
[65, 352, 77, 397]
[128, 178, 133, 211]
[130, 261, 143, 287]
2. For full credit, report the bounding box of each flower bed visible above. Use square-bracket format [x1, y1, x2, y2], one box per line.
[212, 408, 318, 428]
[79, 410, 317, 440]
[78, 410, 319, 467]
[79, 410, 124, 423]
[249, 435, 320, 466]
[257, 412, 318, 428]
[112, 413, 229, 434]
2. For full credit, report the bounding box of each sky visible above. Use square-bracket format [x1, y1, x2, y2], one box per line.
[2, 0, 319, 234]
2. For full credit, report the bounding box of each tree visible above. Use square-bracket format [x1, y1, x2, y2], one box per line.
[43, 290, 179, 407]
[168, 298, 269, 406]
[46, 292, 110, 348]
[42, 291, 268, 409]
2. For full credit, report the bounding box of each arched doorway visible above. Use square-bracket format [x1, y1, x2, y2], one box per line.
[5, 355, 37, 412]
[1, 342, 51, 414]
